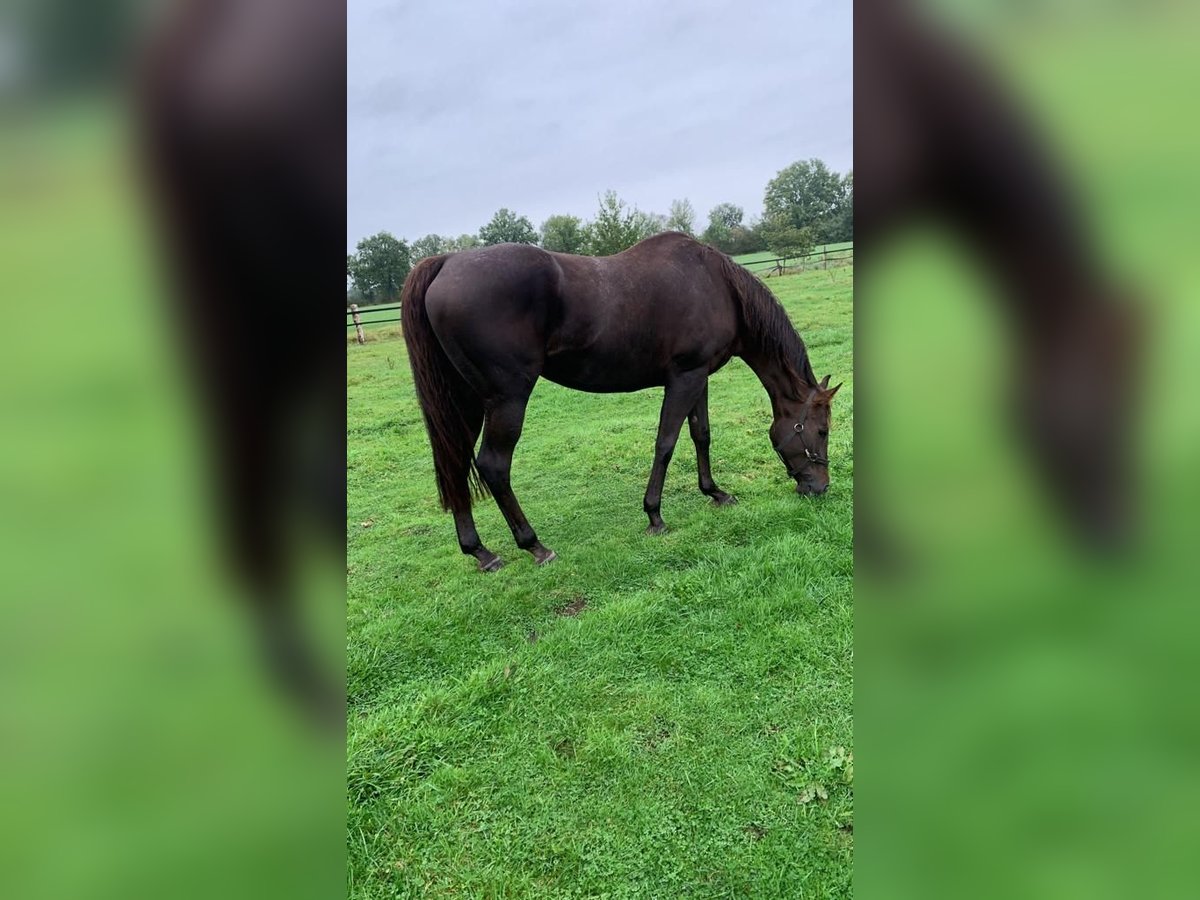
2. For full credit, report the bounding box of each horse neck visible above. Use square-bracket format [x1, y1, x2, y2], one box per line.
[740, 347, 813, 417]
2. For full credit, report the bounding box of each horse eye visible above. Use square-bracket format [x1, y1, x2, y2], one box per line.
[819, 429, 829, 438]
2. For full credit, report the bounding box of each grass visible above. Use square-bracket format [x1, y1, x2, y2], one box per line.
[856, 15, 1200, 900]
[347, 266, 854, 897]
[2, 104, 345, 898]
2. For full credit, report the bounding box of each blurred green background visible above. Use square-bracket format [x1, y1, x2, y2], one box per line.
[859, 4, 1200, 898]
[0, 28, 342, 900]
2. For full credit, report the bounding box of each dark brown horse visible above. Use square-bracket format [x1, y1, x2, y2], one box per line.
[136, 0, 346, 723]
[401, 232, 841, 571]
[856, 0, 1142, 552]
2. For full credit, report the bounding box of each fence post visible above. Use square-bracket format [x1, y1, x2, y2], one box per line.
[350, 304, 365, 344]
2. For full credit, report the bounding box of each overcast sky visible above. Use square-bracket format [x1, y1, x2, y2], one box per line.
[348, 0, 851, 250]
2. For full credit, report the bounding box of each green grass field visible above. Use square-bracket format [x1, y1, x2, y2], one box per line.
[347, 266, 853, 897]
[856, 16, 1200, 899]
[2, 104, 345, 898]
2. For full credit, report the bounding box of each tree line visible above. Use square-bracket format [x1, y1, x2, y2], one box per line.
[347, 159, 852, 305]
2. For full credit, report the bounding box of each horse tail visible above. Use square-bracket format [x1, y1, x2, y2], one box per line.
[401, 255, 489, 513]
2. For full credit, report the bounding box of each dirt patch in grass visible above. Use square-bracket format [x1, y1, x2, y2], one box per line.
[643, 718, 674, 750]
[555, 596, 588, 617]
[837, 820, 854, 850]
[552, 738, 575, 759]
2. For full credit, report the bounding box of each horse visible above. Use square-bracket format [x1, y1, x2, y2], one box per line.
[136, 0, 346, 724]
[401, 232, 842, 571]
[855, 0, 1142, 552]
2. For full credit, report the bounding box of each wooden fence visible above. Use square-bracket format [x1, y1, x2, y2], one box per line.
[739, 244, 854, 276]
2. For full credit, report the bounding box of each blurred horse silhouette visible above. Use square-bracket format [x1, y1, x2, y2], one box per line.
[857, 0, 1142, 554]
[135, 0, 345, 725]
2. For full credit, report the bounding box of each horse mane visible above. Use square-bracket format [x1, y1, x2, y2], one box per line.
[708, 247, 820, 390]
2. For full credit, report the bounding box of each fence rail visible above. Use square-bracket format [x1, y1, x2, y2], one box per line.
[348, 243, 853, 331]
[739, 244, 854, 276]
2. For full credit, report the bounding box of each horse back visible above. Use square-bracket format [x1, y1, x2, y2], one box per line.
[426, 237, 738, 394]
[545, 238, 739, 390]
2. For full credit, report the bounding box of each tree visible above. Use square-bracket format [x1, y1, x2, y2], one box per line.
[632, 210, 668, 241]
[346, 256, 366, 307]
[411, 234, 447, 260]
[540, 215, 587, 254]
[760, 213, 814, 262]
[700, 202, 745, 250]
[727, 219, 768, 256]
[445, 233, 482, 253]
[708, 202, 744, 231]
[479, 208, 538, 245]
[665, 198, 696, 236]
[763, 158, 850, 244]
[585, 190, 645, 256]
[347, 232, 411, 304]
[825, 171, 853, 243]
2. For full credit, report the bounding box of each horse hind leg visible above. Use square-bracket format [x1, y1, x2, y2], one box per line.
[448, 399, 505, 571]
[475, 395, 556, 566]
[455, 506, 504, 572]
[688, 382, 736, 506]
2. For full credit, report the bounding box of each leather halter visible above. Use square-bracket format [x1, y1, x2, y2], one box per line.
[773, 420, 828, 478]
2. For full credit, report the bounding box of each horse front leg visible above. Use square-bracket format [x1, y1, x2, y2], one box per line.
[687, 381, 736, 506]
[644, 371, 708, 534]
[476, 396, 556, 566]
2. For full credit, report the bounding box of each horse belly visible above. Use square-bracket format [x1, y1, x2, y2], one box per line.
[541, 350, 664, 393]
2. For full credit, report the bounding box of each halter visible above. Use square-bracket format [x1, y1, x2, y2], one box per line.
[772, 419, 828, 478]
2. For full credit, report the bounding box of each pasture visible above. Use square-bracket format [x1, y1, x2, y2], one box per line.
[347, 265, 854, 897]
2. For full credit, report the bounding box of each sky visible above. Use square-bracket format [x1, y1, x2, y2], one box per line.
[347, 0, 852, 251]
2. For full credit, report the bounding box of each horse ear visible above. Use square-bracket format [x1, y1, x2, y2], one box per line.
[826, 381, 842, 398]
[820, 374, 831, 389]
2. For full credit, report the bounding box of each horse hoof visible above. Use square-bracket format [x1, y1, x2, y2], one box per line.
[534, 549, 557, 567]
[479, 556, 505, 573]
[646, 523, 668, 536]
[712, 493, 738, 506]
